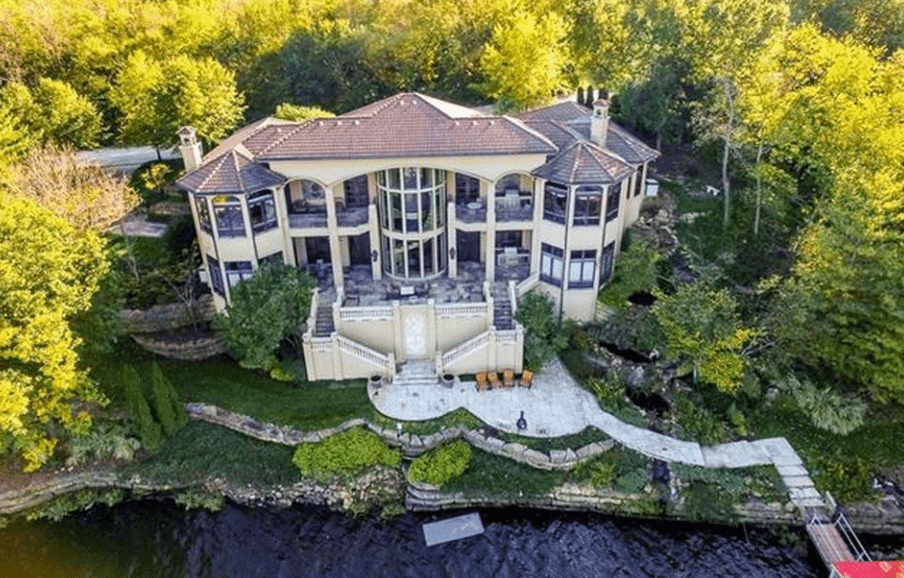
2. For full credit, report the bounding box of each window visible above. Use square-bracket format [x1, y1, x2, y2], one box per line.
[605, 182, 621, 222]
[634, 173, 643, 197]
[343, 175, 369, 208]
[540, 243, 564, 285]
[455, 173, 480, 203]
[573, 186, 601, 226]
[543, 181, 568, 224]
[225, 261, 254, 287]
[195, 197, 211, 232]
[248, 191, 277, 233]
[212, 195, 245, 237]
[600, 242, 615, 283]
[569, 250, 596, 288]
[207, 255, 224, 295]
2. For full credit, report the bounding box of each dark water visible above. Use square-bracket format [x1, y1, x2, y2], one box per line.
[0, 500, 824, 578]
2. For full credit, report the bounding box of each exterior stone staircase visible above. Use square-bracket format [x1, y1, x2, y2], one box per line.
[314, 306, 334, 337]
[492, 283, 514, 330]
[392, 359, 438, 386]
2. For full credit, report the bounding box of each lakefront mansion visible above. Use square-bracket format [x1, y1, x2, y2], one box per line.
[175, 93, 658, 381]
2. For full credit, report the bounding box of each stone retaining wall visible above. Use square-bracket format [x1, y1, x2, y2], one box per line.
[131, 333, 226, 360]
[185, 403, 615, 470]
[405, 481, 800, 526]
[119, 295, 216, 335]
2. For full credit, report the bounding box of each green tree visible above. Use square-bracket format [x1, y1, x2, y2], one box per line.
[514, 292, 569, 371]
[112, 51, 245, 147]
[212, 262, 316, 372]
[122, 365, 162, 451]
[478, 10, 568, 111]
[0, 195, 110, 470]
[149, 362, 186, 437]
[273, 103, 335, 122]
[652, 283, 753, 393]
[0, 78, 102, 149]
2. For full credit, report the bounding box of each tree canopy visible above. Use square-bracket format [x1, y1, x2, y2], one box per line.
[0, 195, 109, 470]
[212, 262, 316, 374]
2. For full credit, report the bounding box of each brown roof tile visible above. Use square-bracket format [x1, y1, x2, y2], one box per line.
[253, 93, 556, 160]
[516, 101, 590, 122]
[176, 150, 285, 194]
[532, 141, 634, 185]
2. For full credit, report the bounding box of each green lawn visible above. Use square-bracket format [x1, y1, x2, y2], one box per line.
[122, 420, 299, 486]
[91, 341, 373, 432]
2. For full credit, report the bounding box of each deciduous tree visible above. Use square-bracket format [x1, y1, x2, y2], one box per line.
[478, 10, 568, 111]
[212, 262, 316, 373]
[0, 195, 110, 470]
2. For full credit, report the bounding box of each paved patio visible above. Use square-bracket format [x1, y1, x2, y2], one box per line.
[368, 358, 799, 472]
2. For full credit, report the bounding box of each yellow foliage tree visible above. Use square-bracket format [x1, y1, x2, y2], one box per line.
[0, 195, 109, 470]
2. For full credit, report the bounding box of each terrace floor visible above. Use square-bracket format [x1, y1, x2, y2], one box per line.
[316, 262, 530, 307]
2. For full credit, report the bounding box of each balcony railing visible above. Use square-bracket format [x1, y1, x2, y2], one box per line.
[456, 201, 487, 223]
[336, 206, 369, 227]
[289, 211, 328, 228]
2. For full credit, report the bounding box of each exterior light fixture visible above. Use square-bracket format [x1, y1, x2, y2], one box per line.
[449, 247, 456, 260]
[371, 250, 379, 262]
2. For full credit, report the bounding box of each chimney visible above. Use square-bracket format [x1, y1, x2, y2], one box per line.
[590, 98, 609, 148]
[177, 126, 203, 171]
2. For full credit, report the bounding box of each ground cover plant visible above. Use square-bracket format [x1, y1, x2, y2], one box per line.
[291, 427, 401, 480]
[407, 441, 472, 486]
[443, 448, 563, 498]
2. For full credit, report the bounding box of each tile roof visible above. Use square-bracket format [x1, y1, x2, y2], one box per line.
[176, 93, 656, 194]
[175, 149, 286, 195]
[532, 141, 634, 185]
[516, 101, 591, 123]
[250, 93, 557, 160]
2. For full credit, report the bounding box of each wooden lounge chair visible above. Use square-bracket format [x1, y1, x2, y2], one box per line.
[503, 369, 515, 388]
[519, 370, 533, 388]
[488, 371, 501, 389]
[476, 372, 489, 391]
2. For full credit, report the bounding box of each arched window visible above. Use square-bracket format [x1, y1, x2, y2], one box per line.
[211, 195, 245, 237]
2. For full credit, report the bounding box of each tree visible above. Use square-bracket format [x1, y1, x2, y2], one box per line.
[149, 362, 187, 437]
[273, 103, 335, 122]
[0, 195, 110, 470]
[478, 10, 568, 111]
[616, 57, 692, 149]
[514, 292, 569, 371]
[652, 283, 753, 393]
[0, 78, 102, 149]
[212, 262, 316, 372]
[111, 51, 245, 148]
[122, 365, 162, 452]
[3, 144, 139, 232]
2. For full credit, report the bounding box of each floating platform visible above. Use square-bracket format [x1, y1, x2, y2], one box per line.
[422, 512, 484, 546]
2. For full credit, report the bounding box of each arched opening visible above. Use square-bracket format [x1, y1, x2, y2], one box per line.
[284, 178, 327, 227]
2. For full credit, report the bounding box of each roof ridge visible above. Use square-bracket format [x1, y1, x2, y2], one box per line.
[196, 151, 233, 192]
[501, 116, 558, 151]
[232, 150, 246, 193]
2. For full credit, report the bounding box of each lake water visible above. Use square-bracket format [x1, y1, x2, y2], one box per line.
[0, 500, 825, 577]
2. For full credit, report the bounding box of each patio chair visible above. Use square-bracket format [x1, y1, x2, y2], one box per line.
[488, 371, 501, 389]
[503, 369, 515, 388]
[476, 372, 489, 392]
[519, 370, 533, 389]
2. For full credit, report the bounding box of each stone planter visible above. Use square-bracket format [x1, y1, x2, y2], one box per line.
[441, 374, 455, 388]
[369, 374, 384, 388]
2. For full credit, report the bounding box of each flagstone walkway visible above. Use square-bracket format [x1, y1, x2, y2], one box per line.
[369, 358, 824, 509]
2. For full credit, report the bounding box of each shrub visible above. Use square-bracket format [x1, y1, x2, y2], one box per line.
[780, 373, 866, 435]
[587, 376, 647, 427]
[515, 292, 568, 370]
[408, 441, 472, 486]
[292, 427, 401, 480]
[66, 423, 141, 467]
[150, 362, 184, 437]
[123, 365, 162, 451]
[670, 395, 730, 444]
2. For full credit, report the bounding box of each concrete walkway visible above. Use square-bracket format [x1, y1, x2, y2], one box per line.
[369, 358, 824, 509]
